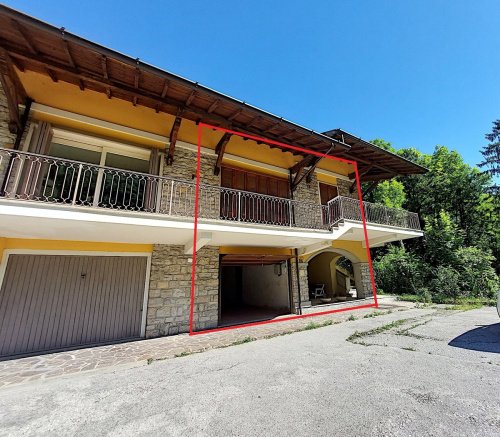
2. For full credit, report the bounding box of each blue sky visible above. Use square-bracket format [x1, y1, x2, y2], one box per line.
[5, 0, 500, 168]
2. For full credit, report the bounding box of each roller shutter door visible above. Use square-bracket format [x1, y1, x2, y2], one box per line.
[0, 254, 148, 358]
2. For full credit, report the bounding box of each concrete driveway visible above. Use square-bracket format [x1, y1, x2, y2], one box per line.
[0, 306, 499, 436]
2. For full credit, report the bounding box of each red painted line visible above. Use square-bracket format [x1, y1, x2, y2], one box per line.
[190, 303, 378, 336]
[189, 123, 380, 335]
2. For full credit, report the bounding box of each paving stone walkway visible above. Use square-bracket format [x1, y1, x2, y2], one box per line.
[0, 297, 408, 389]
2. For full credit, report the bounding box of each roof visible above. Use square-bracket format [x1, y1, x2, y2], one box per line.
[0, 5, 426, 181]
[323, 129, 428, 180]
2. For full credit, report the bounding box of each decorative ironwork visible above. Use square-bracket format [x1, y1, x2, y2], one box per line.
[0, 147, 420, 232]
[327, 195, 421, 230]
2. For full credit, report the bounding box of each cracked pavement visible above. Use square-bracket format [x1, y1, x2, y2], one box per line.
[0, 305, 499, 436]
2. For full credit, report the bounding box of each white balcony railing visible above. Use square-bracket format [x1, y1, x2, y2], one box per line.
[0, 147, 421, 232]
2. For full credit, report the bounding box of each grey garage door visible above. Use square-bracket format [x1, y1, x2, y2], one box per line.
[0, 255, 148, 358]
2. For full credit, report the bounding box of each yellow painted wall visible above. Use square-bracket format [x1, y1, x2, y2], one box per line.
[19, 70, 353, 178]
[0, 238, 152, 259]
[302, 240, 368, 263]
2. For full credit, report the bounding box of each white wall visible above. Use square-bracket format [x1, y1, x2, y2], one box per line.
[241, 263, 290, 310]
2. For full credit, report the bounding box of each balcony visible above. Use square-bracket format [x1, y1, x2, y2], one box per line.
[0, 147, 420, 233]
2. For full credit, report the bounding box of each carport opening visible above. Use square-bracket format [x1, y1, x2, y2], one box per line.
[307, 252, 361, 306]
[219, 254, 292, 327]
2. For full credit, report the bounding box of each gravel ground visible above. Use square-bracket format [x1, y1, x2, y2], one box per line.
[0, 306, 499, 436]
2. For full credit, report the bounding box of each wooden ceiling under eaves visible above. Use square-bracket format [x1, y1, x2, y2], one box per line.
[0, 5, 427, 182]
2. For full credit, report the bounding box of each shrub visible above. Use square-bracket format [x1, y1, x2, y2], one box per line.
[373, 246, 427, 295]
[429, 266, 461, 298]
[453, 247, 499, 298]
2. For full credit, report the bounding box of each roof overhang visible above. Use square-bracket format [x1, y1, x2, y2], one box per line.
[324, 129, 428, 181]
[0, 5, 426, 181]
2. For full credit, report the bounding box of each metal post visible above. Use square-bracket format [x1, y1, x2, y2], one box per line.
[72, 164, 83, 206]
[237, 191, 242, 221]
[288, 199, 293, 227]
[168, 180, 174, 215]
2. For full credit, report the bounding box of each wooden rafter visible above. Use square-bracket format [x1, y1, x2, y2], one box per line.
[362, 181, 379, 197]
[228, 108, 243, 121]
[0, 48, 27, 134]
[207, 99, 220, 113]
[160, 80, 169, 98]
[62, 39, 76, 68]
[348, 164, 373, 180]
[214, 133, 232, 175]
[11, 19, 37, 54]
[101, 55, 108, 79]
[167, 116, 182, 165]
[185, 89, 196, 106]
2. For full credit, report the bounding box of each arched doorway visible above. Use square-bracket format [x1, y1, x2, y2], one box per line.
[306, 248, 367, 306]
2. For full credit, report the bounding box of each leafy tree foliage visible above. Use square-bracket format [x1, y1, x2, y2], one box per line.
[479, 120, 500, 194]
[370, 138, 499, 301]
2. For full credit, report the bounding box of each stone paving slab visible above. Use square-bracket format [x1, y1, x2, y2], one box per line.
[0, 297, 408, 389]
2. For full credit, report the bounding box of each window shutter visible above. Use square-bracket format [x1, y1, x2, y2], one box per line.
[28, 121, 53, 155]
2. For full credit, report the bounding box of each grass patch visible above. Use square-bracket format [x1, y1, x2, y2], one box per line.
[230, 336, 256, 346]
[444, 303, 483, 311]
[347, 318, 410, 343]
[347, 314, 357, 321]
[402, 346, 416, 352]
[397, 294, 494, 307]
[174, 350, 194, 358]
[363, 310, 392, 318]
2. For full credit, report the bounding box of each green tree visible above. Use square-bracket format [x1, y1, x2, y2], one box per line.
[479, 120, 500, 195]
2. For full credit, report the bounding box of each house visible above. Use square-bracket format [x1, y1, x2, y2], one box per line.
[0, 5, 425, 359]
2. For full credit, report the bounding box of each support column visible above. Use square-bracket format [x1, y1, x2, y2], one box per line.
[290, 258, 311, 313]
[353, 262, 374, 298]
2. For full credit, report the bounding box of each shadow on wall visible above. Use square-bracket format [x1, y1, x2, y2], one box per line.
[448, 323, 500, 354]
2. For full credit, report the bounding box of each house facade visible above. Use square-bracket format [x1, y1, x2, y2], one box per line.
[0, 6, 425, 358]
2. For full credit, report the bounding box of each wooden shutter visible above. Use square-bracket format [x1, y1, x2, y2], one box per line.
[28, 121, 52, 154]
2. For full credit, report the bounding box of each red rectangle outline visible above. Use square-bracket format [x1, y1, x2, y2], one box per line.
[189, 122, 378, 335]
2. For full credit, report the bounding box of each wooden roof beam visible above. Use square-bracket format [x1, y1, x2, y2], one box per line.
[167, 116, 182, 165]
[61, 38, 76, 68]
[0, 48, 27, 134]
[101, 55, 108, 79]
[214, 133, 232, 176]
[207, 99, 220, 113]
[185, 89, 196, 106]
[228, 108, 243, 121]
[160, 80, 169, 98]
[348, 164, 373, 180]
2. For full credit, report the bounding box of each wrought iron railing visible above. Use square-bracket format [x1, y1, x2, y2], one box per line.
[327, 195, 421, 230]
[0, 147, 421, 231]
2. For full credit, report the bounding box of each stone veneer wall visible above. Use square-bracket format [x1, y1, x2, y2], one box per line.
[147, 146, 221, 337]
[337, 178, 358, 199]
[354, 262, 374, 298]
[146, 245, 219, 336]
[290, 258, 310, 312]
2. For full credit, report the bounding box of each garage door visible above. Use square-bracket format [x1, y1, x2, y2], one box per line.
[0, 255, 148, 358]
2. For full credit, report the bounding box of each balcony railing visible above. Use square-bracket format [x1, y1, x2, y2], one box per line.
[327, 195, 421, 230]
[0, 147, 421, 232]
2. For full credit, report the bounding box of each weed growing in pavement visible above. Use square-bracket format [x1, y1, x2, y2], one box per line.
[402, 346, 416, 352]
[347, 315, 357, 321]
[347, 318, 410, 343]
